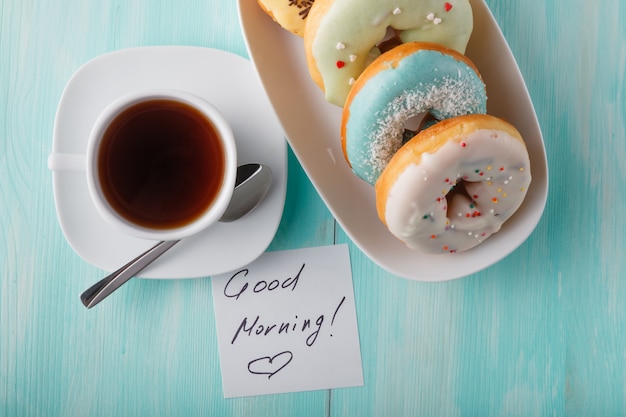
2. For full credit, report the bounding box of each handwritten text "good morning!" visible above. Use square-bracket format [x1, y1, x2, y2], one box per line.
[223, 263, 346, 348]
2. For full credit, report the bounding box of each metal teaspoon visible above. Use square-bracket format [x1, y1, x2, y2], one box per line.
[80, 163, 273, 309]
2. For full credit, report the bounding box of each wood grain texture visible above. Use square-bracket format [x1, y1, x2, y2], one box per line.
[1, 0, 625, 415]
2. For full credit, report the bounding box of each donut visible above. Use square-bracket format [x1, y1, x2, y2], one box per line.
[341, 42, 487, 185]
[304, 0, 474, 106]
[375, 114, 532, 254]
[257, 0, 315, 37]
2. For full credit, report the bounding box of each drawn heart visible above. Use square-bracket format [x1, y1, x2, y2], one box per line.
[247, 350, 293, 379]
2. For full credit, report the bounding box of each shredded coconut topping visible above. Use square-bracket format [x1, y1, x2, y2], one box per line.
[363, 75, 485, 182]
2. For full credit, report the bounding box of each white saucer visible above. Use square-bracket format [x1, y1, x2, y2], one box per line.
[50, 46, 287, 279]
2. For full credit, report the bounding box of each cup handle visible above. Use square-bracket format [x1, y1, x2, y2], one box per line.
[48, 153, 86, 172]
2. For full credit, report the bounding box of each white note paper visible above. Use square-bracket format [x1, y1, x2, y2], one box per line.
[211, 244, 364, 398]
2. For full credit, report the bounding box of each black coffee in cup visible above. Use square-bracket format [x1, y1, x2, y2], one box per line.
[97, 99, 225, 230]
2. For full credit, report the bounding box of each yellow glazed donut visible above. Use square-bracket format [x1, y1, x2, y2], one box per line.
[375, 114, 532, 254]
[257, 0, 315, 37]
[304, 0, 474, 106]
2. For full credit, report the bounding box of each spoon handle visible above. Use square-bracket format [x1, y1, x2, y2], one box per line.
[80, 240, 180, 309]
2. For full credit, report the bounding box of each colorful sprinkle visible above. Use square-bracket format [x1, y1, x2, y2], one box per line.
[492, 197, 498, 203]
[431, 234, 437, 239]
[433, 17, 442, 25]
[426, 12, 435, 21]
[348, 77, 355, 85]
[444, 2, 453, 12]
[461, 142, 467, 147]
[336, 60, 345, 68]
[349, 54, 357, 62]
[392, 7, 402, 15]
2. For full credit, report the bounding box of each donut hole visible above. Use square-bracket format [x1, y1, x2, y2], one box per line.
[445, 178, 497, 220]
[404, 113, 426, 131]
[402, 112, 438, 144]
[447, 180, 469, 202]
[378, 27, 402, 53]
[446, 180, 476, 216]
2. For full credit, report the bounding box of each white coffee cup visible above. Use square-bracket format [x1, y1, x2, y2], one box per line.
[49, 90, 237, 241]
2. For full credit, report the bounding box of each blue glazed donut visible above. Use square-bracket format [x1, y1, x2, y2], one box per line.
[341, 42, 487, 185]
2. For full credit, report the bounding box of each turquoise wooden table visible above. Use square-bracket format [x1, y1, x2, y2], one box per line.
[1, 0, 625, 415]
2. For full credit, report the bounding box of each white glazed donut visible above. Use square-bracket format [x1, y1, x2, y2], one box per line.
[375, 114, 532, 254]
